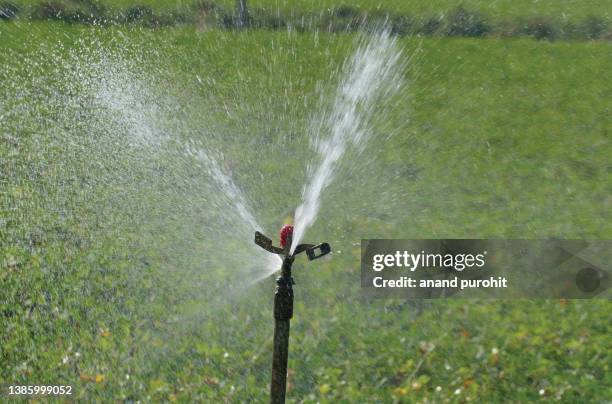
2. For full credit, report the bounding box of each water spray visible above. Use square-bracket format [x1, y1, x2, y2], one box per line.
[254, 225, 330, 403]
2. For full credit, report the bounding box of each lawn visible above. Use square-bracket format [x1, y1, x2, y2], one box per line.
[1, 21, 611, 402]
[4, 0, 611, 41]
[227, 0, 612, 21]
[6, 0, 612, 20]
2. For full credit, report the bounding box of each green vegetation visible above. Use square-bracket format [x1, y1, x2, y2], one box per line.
[5, 0, 612, 20]
[230, 0, 612, 20]
[1, 19, 611, 403]
[1, 0, 611, 40]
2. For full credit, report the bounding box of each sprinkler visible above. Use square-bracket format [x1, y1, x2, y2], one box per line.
[254, 225, 331, 404]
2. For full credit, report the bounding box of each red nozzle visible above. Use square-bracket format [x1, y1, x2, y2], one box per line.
[279, 225, 294, 248]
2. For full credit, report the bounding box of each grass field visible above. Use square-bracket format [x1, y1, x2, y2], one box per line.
[3, 0, 611, 41]
[1, 20, 611, 402]
[226, 0, 612, 20]
[5, 0, 612, 20]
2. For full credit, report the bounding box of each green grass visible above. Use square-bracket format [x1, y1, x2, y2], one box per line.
[1, 21, 611, 402]
[7, 0, 612, 20]
[230, 0, 612, 21]
[3, 0, 611, 41]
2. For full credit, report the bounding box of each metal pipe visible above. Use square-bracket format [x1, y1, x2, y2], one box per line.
[270, 257, 294, 403]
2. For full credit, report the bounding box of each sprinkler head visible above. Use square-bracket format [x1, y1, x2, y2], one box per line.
[279, 225, 294, 249]
[255, 226, 329, 261]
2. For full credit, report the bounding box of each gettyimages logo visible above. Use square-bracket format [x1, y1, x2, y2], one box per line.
[372, 250, 487, 272]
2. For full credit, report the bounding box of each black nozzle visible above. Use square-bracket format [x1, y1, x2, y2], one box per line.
[255, 231, 272, 249]
[255, 231, 285, 255]
[306, 243, 331, 261]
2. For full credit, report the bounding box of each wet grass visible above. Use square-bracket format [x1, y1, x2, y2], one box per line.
[1, 22, 611, 401]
